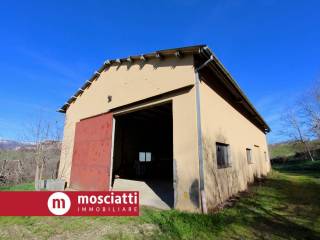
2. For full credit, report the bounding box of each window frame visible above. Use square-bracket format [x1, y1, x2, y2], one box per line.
[264, 151, 268, 162]
[246, 148, 253, 164]
[216, 142, 231, 169]
[139, 152, 152, 162]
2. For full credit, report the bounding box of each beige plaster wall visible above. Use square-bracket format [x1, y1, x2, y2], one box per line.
[58, 53, 270, 212]
[200, 80, 271, 210]
[111, 88, 201, 212]
[58, 56, 201, 211]
[171, 88, 200, 212]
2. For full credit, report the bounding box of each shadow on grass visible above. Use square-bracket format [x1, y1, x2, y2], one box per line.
[275, 168, 320, 179]
[0, 167, 319, 239]
[230, 172, 320, 240]
[140, 207, 232, 239]
[140, 170, 320, 240]
[235, 200, 320, 240]
[272, 160, 320, 175]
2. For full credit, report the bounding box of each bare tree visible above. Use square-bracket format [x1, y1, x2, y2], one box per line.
[35, 122, 49, 190]
[301, 82, 320, 140]
[23, 119, 62, 190]
[280, 110, 314, 161]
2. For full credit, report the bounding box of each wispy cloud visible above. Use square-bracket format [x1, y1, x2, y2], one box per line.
[1, 98, 56, 113]
[18, 47, 81, 81]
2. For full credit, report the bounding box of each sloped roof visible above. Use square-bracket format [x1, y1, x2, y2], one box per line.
[58, 45, 270, 132]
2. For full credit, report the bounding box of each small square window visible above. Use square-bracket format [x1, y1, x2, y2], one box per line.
[139, 152, 152, 162]
[216, 143, 230, 168]
[139, 152, 146, 162]
[146, 152, 152, 162]
[246, 148, 253, 164]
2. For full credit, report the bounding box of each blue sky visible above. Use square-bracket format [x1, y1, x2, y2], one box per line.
[0, 0, 319, 143]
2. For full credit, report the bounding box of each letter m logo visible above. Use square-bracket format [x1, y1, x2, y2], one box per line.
[52, 198, 66, 209]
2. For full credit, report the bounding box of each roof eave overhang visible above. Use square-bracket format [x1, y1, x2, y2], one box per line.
[57, 45, 270, 133]
[57, 45, 206, 114]
[199, 47, 271, 133]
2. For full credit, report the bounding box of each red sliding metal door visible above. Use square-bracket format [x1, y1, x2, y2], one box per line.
[70, 113, 113, 190]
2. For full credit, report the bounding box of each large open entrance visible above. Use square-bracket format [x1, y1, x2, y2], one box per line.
[112, 102, 174, 209]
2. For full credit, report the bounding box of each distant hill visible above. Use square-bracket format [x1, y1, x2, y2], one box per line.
[269, 140, 320, 159]
[0, 140, 61, 185]
[0, 139, 61, 151]
[0, 140, 34, 150]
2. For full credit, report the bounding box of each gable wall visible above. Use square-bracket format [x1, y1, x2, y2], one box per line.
[58, 56, 202, 211]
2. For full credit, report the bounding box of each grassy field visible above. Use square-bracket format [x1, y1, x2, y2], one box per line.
[0, 182, 34, 191]
[269, 140, 320, 159]
[269, 142, 297, 159]
[0, 162, 319, 240]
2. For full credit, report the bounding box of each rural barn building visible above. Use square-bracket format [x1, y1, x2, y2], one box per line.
[58, 45, 271, 213]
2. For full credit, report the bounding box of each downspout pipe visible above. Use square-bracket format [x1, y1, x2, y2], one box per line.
[194, 55, 214, 214]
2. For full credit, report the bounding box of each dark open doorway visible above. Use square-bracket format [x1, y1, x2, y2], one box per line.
[112, 102, 174, 209]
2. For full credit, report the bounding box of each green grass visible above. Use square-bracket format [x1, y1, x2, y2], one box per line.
[0, 182, 34, 191]
[0, 164, 319, 239]
[273, 159, 320, 172]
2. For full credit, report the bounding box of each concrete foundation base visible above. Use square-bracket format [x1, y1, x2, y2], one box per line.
[112, 178, 173, 210]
